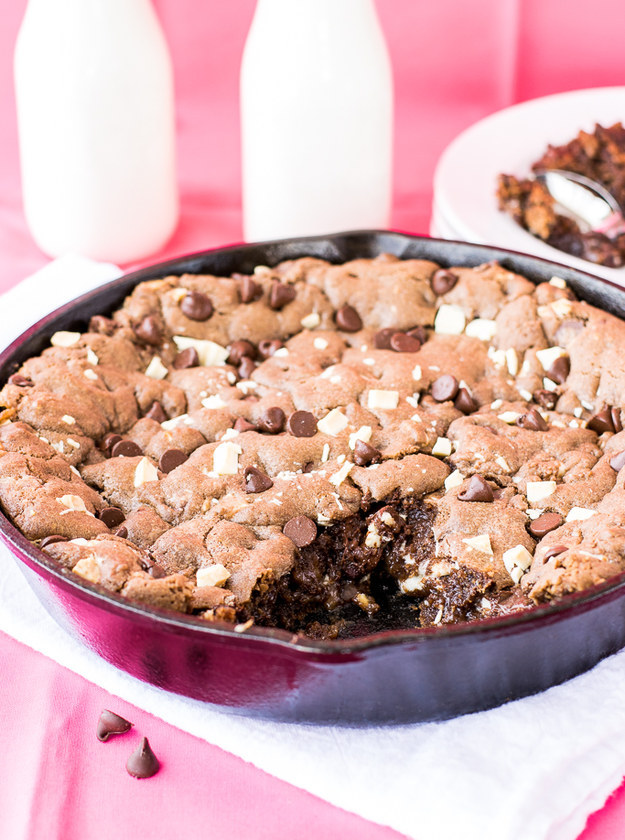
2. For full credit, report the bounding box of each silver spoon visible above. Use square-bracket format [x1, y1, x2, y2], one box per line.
[535, 168, 625, 236]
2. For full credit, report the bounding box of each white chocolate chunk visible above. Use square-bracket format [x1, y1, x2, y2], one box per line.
[498, 411, 521, 424]
[84, 369, 98, 381]
[301, 312, 321, 329]
[505, 348, 519, 376]
[526, 509, 545, 520]
[401, 574, 425, 594]
[432, 437, 452, 457]
[349, 425, 372, 450]
[549, 276, 567, 289]
[86, 347, 99, 365]
[72, 556, 100, 584]
[550, 299, 573, 319]
[317, 408, 348, 436]
[213, 441, 242, 475]
[566, 507, 596, 522]
[201, 395, 227, 409]
[172, 335, 229, 366]
[273, 347, 289, 357]
[330, 461, 353, 487]
[503, 544, 533, 583]
[321, 443, 330, 462]
[57, 494, 88, 513]
[134, 456, 159, 487]
[465, 318, 497, 341]
[434, 304, 466, 335]
[462, 534, 493, 555]
[197, 564, 231, 588]
[368, 389, 399, 410]
[161, 414, 189, 430]
[444, 469, 464, 490]
[145, 356, 169, 380]
[61, 414, 76, 425]
[313, 337, 329, 350]
[365, 523, 381, 548]
[51, 331, 81, 347]
[526, 480, 557, 504]
[412, 365, 422, 382]
[536, 346, 567, 372]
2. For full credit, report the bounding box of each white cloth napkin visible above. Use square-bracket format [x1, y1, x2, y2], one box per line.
[2, 257, 625, 840]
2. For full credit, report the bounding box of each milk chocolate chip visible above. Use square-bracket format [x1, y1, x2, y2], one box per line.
[283, 515, 317, 547]
[126, 737, 160, 779]
[431, 269, 458, 295]
[457, 475, 493, 502]
[529, 512, 564, 538]
[244, 466, 274, 493]
[96, 709, 133, 742]
[431, 374, 459, 402]
[173, 347, 200, 369]
[180, 291, 214, 321]
[334, 305, 362, 332]
[159, 449, 188, 474]
[287, 410, 317, 438]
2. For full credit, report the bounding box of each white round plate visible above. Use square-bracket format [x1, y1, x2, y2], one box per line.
[433, 86, 625, 283]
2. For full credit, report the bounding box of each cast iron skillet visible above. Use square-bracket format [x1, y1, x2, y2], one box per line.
[2, 231, 625, 726]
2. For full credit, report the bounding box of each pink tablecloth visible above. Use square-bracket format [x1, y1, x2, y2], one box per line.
[2, 2, 625, 837]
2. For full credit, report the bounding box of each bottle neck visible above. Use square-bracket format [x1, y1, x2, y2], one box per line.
[252, 0, 380, 29]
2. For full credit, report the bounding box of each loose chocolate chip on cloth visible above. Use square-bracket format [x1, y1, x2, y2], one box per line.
[126, 737, 160, 778]
[96, 710, 133, 742]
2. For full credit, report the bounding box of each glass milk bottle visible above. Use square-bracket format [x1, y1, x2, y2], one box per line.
[14, 0, 179, 264]
[241, 0, 393, 241]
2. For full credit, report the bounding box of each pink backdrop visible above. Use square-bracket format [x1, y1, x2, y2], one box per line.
[2, 1, 625, 837]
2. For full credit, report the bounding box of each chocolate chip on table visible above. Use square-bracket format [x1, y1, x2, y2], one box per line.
[134, 315, 162, 346]
[431, 268, 458, 295]
[102, 433, 123, 454]
[547, 356, 570, 385]
[457, 475, 494, 502]
[40, 535, 69, 549]
[99, 506, 125, 529]
[111, 439, 143, 458]
[115, 526, 128, 539]
[390, 332, 421, 353]
[145, 401, 168, 423]
[353, 439, 382, 466]
[454, 388, 477, 415]
[8, 373, 33, 387]
[529, 512, 564, 538]
[96, 709, 133, 742]
[238, 275, 262, 304]
[257, 406, 285, 434]
[159, 448, 188, 474]
[126, 737, 160, 779]
[238, 357, 256, 379]
[258, 339, 283, 358]
[587, 406, 619, 434]
[244, 466, 274, 493]
[227, 340, 257, 366]
[173, 347, 200, 369]
[533, 389, 558, 411]
[234, 417, 256, 433]
[543, 544, 568, 562]
[517, 408, 549, 431]
[269, 281, 296, 310]
[334, 305, 362, 332]
[610, 451, 625, 472]
[180, 290, 214, 321]
[374, 328, 395, 349]
[431, 374, 459, 402]
[283, 515, 318, 547]
[287, 410, 317, 438]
